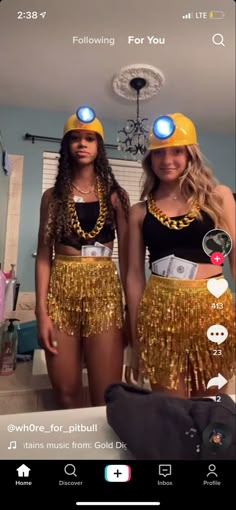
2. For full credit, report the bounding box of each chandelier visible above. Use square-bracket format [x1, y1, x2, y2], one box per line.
[117, 77, 149, 159]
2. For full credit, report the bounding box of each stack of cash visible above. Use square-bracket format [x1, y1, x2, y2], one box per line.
[152, 254, 198, 280]
[81, 242, 112, 257]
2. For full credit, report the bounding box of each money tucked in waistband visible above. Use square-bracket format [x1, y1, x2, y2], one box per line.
[152, 254, 198, 280]
[81, 243, 112, 257]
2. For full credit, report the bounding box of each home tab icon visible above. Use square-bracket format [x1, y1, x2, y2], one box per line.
[17, 464, 31, 477]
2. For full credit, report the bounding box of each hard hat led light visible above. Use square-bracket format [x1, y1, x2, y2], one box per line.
[76, 106, 96, 123]
[152, 115, 175, 140]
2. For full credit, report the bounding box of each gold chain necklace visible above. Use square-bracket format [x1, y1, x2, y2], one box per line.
[72, 183, 95, 195]
[147, 195, 200, 230]
[68, 177, 107, 239]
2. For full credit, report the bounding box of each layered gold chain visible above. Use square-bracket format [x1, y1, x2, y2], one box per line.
[147, 195, 200, 230]
[67, 177, 107, 239]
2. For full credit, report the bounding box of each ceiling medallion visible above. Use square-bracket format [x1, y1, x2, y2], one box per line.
[112, 63, 165, 100]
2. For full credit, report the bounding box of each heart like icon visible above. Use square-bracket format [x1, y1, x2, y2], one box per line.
[207, 278, 228, 298]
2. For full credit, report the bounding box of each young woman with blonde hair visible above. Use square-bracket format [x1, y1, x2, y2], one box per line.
[126, 112, 235, 397]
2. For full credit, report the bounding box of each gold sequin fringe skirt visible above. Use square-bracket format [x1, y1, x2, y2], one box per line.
[137, 274, 235, 391]
[47, 255, 123, 337]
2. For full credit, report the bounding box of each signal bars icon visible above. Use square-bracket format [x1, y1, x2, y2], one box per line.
[182, 12, 194, 19]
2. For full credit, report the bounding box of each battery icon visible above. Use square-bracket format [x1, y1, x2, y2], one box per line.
[209, 11, 225, 19]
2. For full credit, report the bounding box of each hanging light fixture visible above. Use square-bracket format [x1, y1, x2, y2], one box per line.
[113, 64, 165, 160]
[117, 77, 149, 158]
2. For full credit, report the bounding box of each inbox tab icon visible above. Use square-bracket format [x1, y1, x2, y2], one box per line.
[105, 464, 131, 482]
[158, 464, 172, 477]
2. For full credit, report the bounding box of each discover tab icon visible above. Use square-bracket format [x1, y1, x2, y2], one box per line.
[64, 463, 77, 476]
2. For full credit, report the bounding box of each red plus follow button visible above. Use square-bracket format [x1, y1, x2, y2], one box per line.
[210, 252, 224, 265]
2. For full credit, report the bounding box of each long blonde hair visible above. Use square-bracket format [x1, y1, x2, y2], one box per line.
[140, 144, 227, 230]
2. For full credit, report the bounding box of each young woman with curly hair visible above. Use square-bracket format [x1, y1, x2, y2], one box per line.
[35, 106, 130, 408]
[126, 113, 235, 398]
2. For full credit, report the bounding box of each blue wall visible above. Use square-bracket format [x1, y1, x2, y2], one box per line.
[0, 105, 235, 291]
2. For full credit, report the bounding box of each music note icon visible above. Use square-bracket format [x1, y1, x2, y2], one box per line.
[8, 441, 17, 449]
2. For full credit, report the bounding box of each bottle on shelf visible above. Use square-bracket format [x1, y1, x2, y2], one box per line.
[4, 264, 19, 313]
[10, 264, 16, 279]
[10, 264, 20, 311]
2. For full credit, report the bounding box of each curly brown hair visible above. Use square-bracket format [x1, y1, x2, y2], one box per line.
[45, 134, 130, 246]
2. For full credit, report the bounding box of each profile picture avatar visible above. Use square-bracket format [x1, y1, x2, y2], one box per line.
[209, 429, 225, 446]
[203, 422, 232, 452]
[202, 229, 232, 257]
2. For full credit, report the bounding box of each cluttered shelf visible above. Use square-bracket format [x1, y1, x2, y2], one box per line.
[0, 278, 61, 414]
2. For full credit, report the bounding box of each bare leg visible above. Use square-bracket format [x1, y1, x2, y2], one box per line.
[84, 324, 124, 406]
[151, 374, 188, 398]
[45, 326, 83, 409]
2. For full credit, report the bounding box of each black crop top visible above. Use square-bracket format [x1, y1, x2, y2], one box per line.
[60, 201, 115, 250]
[142, 203, 216, 266]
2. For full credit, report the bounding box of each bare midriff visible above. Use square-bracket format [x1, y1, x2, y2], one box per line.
[55, 244, 222, 279]
[54, 241, 114, 257]
[193, 263, 223, 280]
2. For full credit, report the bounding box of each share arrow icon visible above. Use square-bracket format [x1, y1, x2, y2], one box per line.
[207, 373, 228, 390]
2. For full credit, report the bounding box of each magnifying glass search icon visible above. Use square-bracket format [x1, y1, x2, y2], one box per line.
[212, 33, 225, 46]
[64, 463, 77, 476]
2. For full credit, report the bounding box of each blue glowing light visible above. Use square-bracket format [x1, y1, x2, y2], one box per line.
[76, 106, 95, 123]
[153, 116, 175, 139]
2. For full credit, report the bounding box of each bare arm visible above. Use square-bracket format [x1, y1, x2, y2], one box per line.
[112, 191, 130, 300]
[126, 203, 146, 345]
[216, 185, 236, 281]
[35, 189, 53, 317]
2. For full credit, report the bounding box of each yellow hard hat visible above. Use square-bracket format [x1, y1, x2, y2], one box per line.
[147, 113, 197, 150]
[63, 106, 104, 140]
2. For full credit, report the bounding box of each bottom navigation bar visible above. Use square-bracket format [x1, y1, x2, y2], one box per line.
[0, 460, 234, 508]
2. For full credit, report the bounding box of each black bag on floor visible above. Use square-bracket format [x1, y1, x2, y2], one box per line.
[105, 383, 236, 460]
